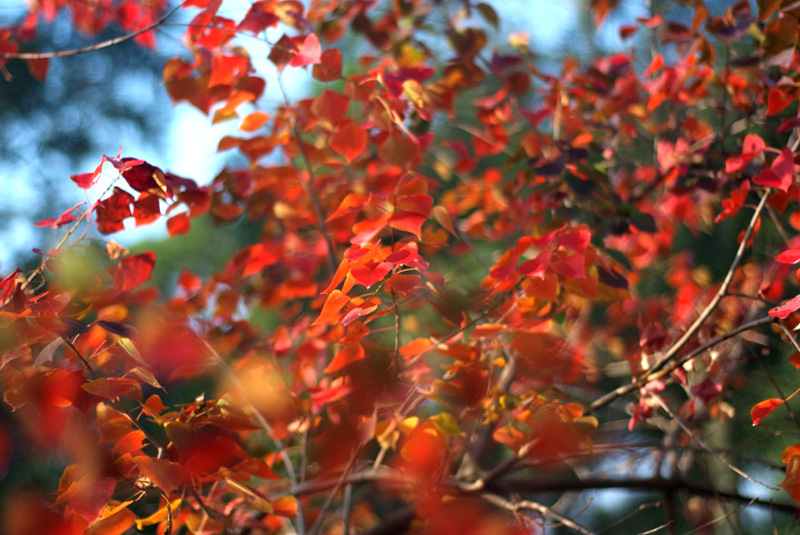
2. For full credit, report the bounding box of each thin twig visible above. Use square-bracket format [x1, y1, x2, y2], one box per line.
[308, 449, 361, 535]
[0, 3, 185, 60]
[651, 394, 778, 491]
[342, 483, 353, 535]
[456, 349, 518, 479]
[479, 492, 596, 535]
[202, 339, 306, 535]
[591, 316, 774, 412]
[593, 190, 770, 410]
[275, 76, 337, 275]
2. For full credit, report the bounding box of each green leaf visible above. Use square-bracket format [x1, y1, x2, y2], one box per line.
[476, 2, 499, 28]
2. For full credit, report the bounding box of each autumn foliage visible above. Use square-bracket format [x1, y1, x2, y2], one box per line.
[6, 0, 800, 534]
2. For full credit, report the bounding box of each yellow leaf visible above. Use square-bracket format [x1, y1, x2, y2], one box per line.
[135, 498, 182, 529]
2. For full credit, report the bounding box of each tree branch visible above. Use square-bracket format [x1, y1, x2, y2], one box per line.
[591, 315, 774, 412]
[0, 3, 185, 60]
[593, 190, 770, 411]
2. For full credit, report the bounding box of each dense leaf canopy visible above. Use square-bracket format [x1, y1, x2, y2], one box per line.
[4, 1, 800, 534]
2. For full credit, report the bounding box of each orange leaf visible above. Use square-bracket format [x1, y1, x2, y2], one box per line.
[312, 289, 350, 325]
[240, 111, 270, 131]
[432, 205, 457, 236]
[324, 342, 365, 373]
[389, 211, 427, 238]
[212, 203, 244, 220]
[783, 443, 800, 463]
[86, 503, 135, 535]
[113, 430, 146, 454]
[330, 121, 368, 163]
[312, 89, 349, 128]
[470, 323, 506, 339]
[322, 259, 351, 294]
[399, 338, 432, 360]
[136, 457, 189, 494]
[751, 398, 784, 426]
[780, 455, 800, 501]
[378, 135, 419, 170]
[83, 377, 141, 400]
[272, 495, 298, 517]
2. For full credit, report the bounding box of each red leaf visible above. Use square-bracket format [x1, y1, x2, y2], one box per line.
[754, 148, 794, 192]
[743, 134, 766, 155]
[550, 250, 586, 279]
[389, 211, 427, 238]
[385, 241, 419, 264]
[767, 87, 793, 116]
[324, 342, 365, 373]
[133, 193, 161, 226]
[136, 456, 189, 494]
[269, 34, 296, 71]
[212, 203, 244, 220]
[327, 193, 367, 221]
[751, 398, 784, 426]
[351, 261, 392, 288]
[112, 430, 146, 454]
[34, 202, 84, 229]
[114, 252, 156, 292]
[313, 48, 343, 82]
[209, 53, 248, 88]
[167, 212, 191, 237]
[769, 295, 800, 319]
[26, 58, 49, 81]
[330, 121, 368, 163]
[312, 89, 349, 128]
[778, 248, 800, 264]
[70, 475, 117, 523]
[96, 188, 134, 235]
[385, 273, 420, 294]
[350, 213, 390, 246]
[289, 33, 321, 67]
[71, 154, 109, 189]
[516, 250, 551, 278]
[780, 455, 800, 501]
[238, 2, 280, 34]
[556, 226, 591, 252]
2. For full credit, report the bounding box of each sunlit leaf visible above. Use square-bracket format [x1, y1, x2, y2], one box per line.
[113, 252, 156, 292]
[751, 398, 784, 426]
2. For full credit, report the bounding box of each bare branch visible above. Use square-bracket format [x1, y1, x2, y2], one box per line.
[592, 190, 770, 411]
[0, 3, 185, 60]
